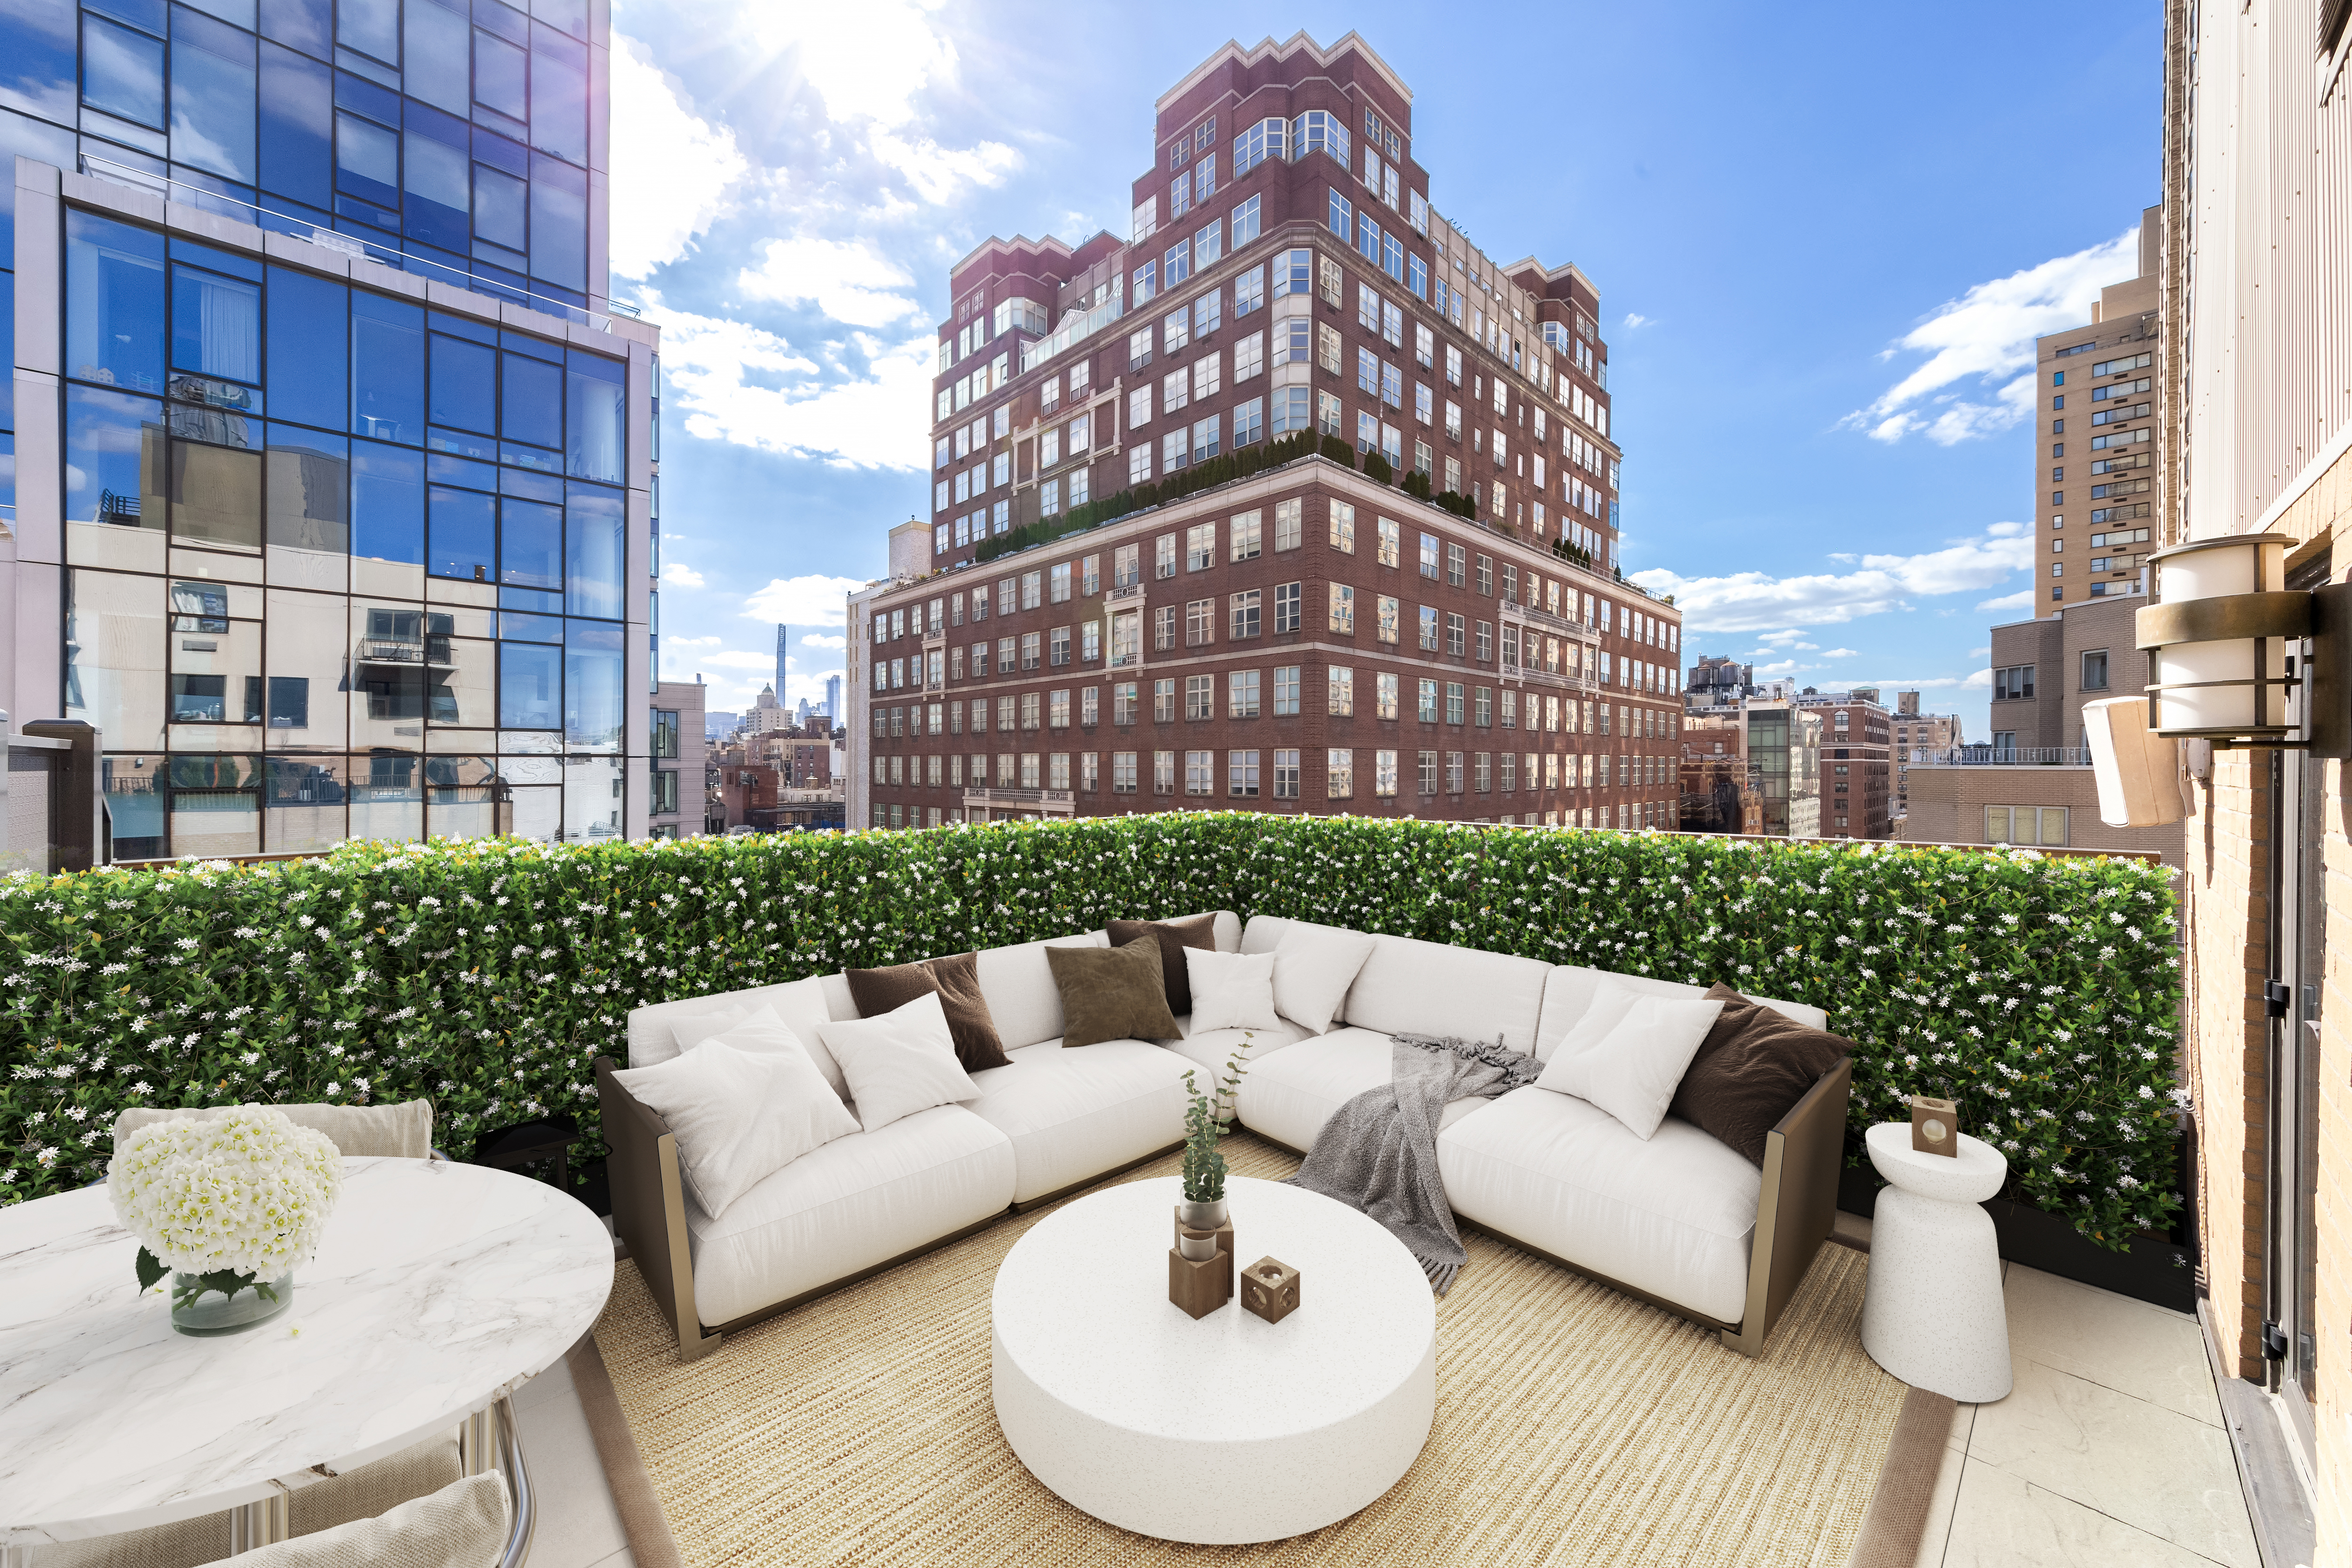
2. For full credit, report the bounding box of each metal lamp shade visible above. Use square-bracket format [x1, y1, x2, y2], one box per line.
[2137, 532, 2308, 740]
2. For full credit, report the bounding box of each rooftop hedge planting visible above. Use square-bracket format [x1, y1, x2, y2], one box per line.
[0, 816, 2183, 1247]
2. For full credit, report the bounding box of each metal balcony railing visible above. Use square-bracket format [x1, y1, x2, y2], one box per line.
[1907, 747, 2092, 766]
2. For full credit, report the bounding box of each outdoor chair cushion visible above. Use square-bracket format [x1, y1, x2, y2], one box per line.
[1238, 917, 1552, 1050]
[684, 1105, 1014, 1325]
[964, 1039, 1193, 1204]
[209, 1470, 509, 1568]
[628, 974, 844, 1095]
[1234, 1027, 1499, 1155]
[1107, 912, 1221, 1015]
[1533, 995, 1727, 1140]
[1436, 1085, 1763, 1325]
[847, 951, 1010, 1071]
[611, 1017, 860, 1220]
[1670, 983, 1855, 1165]
[1163, 1011, 1309, 1077]
[812, 993, 982, 1134]
[112, 1100, 433, 1160]
[1534, 964, 1828, 1060]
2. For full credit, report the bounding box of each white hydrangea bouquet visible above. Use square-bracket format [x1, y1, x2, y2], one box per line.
[107, 1107, 343, 1327]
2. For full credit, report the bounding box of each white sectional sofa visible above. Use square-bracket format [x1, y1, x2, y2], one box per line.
[596, 911, 1850, 1361]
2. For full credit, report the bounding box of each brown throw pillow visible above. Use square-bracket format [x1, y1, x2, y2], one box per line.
[845, 951, 1010, 1071]
[1668, 982, 1851, 1167]
[1108, 913, 1219, 1017]
[1046, 941, 1183, 1048]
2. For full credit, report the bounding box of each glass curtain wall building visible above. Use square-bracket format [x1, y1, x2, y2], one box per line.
[1, 0, 658, 858]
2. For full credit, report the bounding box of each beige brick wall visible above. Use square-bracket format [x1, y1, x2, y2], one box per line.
[1900, 764, 2183, 866]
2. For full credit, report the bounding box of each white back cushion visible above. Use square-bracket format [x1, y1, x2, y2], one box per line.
[1343, 933, 1552, 1053]
[975, 931, 1108, 1049]
[1534, 964, 1828, 1060]
[627, 974, 846, 1097]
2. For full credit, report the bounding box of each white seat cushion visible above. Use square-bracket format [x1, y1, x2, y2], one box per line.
[1534, 964, 1828, 1059]
[685, 1105, 1014, 1325]
[975, 931, 1109, 1050]
[1235, 1027, 1496, 1154]
[965, 1039, 1193, 1203]
[1165, 1012, 1309, 1075]
[1436, 1086, 1762, 1324]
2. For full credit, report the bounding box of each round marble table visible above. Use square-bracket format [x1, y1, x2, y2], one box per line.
[0, 1156, 613, 1553]
[1859, 1122, 2013, 1401]
[991, 1175, 1435, 1544]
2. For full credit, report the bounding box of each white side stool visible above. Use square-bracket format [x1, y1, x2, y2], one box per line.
[1859, 1121, 2012, 1401]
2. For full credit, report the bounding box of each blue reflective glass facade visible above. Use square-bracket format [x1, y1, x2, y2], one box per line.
[3, 0, 653, 859]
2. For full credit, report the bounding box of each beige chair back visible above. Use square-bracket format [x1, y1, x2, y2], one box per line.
[111, 1099, 435, 1159]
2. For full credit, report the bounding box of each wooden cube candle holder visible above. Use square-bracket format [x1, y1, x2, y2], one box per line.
[1174, 1209, 1234, 1300]
[1168, 1247, 1229, 1319]
[1240, 1256, 1300, 1324]
[1911, 1096, 1960, 1158]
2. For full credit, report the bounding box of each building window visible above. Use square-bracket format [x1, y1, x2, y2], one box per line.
[1229, 669, 1261, 718]
[1329, 584, 1356, 633]
[1228, 750, 1260, 797]
[1273, 748, 1300, 799]
[1156, 751, 1176, 794]
[1154, 605, 1176, 651]
[1328, 666, 1355, 716]
[1113, 751, 1138, 792]
[1274, 581, 1302, 633]
[1376, 672, 1399, 719]
[1418, 679, 1439, 723]
[1274, 665, 1300, 715]
[1186, 598, 1215, 647]
[1186, 749, 1215, 795]
[1986, 805, 2067, 846]
[1327, 748, 1354, 798]
[2080, 650, 2109, 691]
[1155, 679, 1176, 723]
[1992, 664, 2035, 700]
[1375, 749, 1399, 796]
[1186, 674, 1214, 720]
[1231, 510, 1263, 560]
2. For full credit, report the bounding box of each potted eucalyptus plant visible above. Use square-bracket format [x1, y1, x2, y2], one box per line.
[1177, 1049, 1248, 1242]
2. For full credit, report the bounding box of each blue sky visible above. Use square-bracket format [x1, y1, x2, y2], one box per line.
[612, 2, 2164, 736]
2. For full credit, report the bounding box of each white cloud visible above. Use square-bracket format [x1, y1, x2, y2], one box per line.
[660, 562, 707, 588]
[642, 294, 930, 470]
[742, 574, 871, 627]
[737, 237, 921, 328]
[1969, 645, 1992, 657]
[665, 634, 722, 648]
[750, 5, 961, 130]
[869, 130, 1022, 206]
[703, 651, 782, 670]
[1622, 312, 1653, 330]
[1632, 529, 2035, 633]
[800, 632, 848, 650]
[609, 36, 748, 280]
[1823, 648, 1859, 658]
[1976, 587, 2036, 614]
[1843, 229, 2140, 446]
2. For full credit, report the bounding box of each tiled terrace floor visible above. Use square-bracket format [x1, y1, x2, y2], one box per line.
[510, 1243, 2259, 1568]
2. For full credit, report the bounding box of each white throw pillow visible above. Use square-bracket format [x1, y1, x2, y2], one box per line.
[611, 1011, 861, 1220]
[669, 1003, 753, 1055]
[1538, 976, 1649, 1063]
[813, 992, 982, 1133]
[1534, 995, 1725, 1139]
[1268, 925, 1377, 1035]
[1186, 948, 1280, 1033]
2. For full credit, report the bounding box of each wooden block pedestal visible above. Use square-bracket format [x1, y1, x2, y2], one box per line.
[1168, 1248, 1230, 1319]
[1174, 1209, 1234, 1299]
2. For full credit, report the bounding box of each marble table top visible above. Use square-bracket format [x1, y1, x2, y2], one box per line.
[0, 1156, 613, 1547]
[993, 1175, 1434, 1443]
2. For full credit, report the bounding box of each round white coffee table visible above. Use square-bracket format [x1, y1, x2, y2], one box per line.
[1859, 1122, 2013, 1401]
[0, 1157, 613, 1553]
[991, 1175, 1435, 1544]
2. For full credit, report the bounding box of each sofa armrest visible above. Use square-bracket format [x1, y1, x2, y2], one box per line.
[1721, 1056, 1853, 1357]
[593, 1057, 721, 1362]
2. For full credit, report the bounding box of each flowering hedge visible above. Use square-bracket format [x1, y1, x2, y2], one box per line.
[0, 815, 2183, 1246]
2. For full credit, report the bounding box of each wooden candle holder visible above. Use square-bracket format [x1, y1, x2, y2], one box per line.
[1168, 1247, 1229, 1319]
[1911, 1096, 1960, 1157]
[1240, 1256, 1300, 1324]
[1174, 1209, 1234, 1300]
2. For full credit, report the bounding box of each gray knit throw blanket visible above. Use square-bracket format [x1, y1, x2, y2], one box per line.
[1283, 1032, 1544, 1294]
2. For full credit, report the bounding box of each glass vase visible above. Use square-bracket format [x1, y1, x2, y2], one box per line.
[171, 1270, 295, 1337]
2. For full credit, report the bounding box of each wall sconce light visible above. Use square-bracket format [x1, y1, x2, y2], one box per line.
[2134, 532, 2310, 743]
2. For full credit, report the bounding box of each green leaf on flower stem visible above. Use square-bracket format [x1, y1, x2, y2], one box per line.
[135, 1246, 167, 1293]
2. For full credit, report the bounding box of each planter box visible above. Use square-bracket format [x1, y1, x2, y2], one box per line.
[1838, 1164, 2194, 1313]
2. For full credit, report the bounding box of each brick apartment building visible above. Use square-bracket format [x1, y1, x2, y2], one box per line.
[850, 32, 1684, 830]
[1793, 690, 1892, 839]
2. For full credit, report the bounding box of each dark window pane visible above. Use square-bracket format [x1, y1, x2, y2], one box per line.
[403, 0, 469, 115]
[529, 24, 585, 164]
[65, 386, 166, 528]
[472, 162, 526, 252]
[473, 29, 526, 119]
[564, 482, 621, 619]
[336, 0, 397, 63]
[169, 672, 227, 721]
[257, 0, 330, 57]
[264, 425, 349, 552]
[565, 620, 621, 748]
[428, 484, 493, 579]
[170, 263, 262, 383]
[169, 6, 256, 183]
[265, 265, 347, 427]
[499, 495, 560, 589]
[498, 348, 560, 449]
[527, 151, 584, 291]
[0, 0, 79, 120]
[170, 439, 262, 549]
[82, 14, 166, 129]
[66, 211, 167, 392]
[429, 333, 496, 433]
[257, 42, 332, 207]
[350, 437, 421, 562]
[351, 291, 423, 442]
[529, 0, 584, 39]
[335, 110, 398, 207]
[565, 354, 622, 483]
[499, 640, 559, 728]
[266, 676, 310, 726]
[403, 127, 469, 249]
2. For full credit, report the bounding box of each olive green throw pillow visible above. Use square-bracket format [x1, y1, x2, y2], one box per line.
[1046, 940, 1182, 1048]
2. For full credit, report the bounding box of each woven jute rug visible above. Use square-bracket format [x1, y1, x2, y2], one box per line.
[583, 1133, 1938, 1567]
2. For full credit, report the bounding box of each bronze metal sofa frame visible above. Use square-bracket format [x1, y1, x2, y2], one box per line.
[593, 1052, 1852, 1363]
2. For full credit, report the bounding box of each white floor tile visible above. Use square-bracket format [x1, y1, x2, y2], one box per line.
[512, 1346, 580, 1416]
[2002, 1264, 2220, 1427]
[1966, 1359, 2258, 1567]
[511, 1377, 629, 1568]
[1941, 1462, 2241, 1568]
